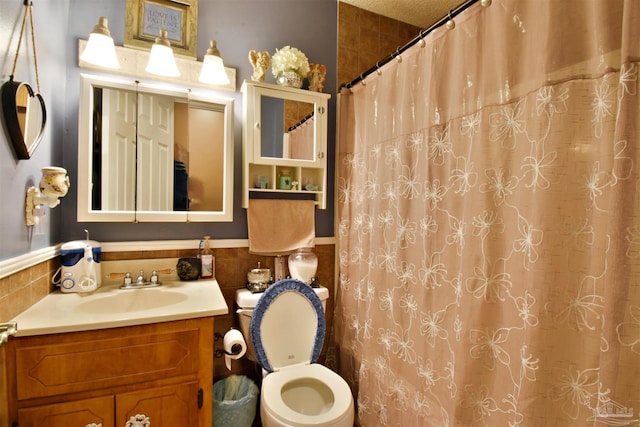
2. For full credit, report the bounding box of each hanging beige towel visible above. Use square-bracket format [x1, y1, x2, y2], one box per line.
[248, 199, 315, 255]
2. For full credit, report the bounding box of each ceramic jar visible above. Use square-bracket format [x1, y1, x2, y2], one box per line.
[278, 169, 292, 190]
[288, 247, 318, 285]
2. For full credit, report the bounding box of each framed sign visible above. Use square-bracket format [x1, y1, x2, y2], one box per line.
[125, 0, 198, 58]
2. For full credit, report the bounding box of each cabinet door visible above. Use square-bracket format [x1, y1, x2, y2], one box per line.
[18, 395, 114, 427]
[244, 81, 329, 168]
[117, 382, 199, 427]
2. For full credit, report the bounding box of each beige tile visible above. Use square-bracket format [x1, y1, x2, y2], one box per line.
[399, 22, 421, 41]
[7, 284, 32, 320]
[380, 15, 398, 36]
[0, 294, 11, 322]
[9, 268, 30, 294]
[0, 276, 9, 299]
[359, 8, 379, 31]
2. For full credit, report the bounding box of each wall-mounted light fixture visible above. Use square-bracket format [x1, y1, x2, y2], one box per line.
[145, 29, 180, 77]
[78, 16, 236, 91]
[198, 40, 230, 85]
[79, 17, 120, 69]
[25, 167, 70, 227]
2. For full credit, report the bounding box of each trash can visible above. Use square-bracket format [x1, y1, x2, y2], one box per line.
[213, 375, 259, 427]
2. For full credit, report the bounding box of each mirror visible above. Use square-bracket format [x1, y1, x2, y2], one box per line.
[260, 96, 316, 161]
[1, 78, 47, 159]
[77, 74, 234, 222]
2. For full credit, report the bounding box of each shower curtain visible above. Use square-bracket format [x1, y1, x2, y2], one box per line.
[332, 0, 640, 425]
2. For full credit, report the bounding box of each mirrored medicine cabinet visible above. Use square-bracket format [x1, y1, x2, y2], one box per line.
[241, 80, 331, 209]
[77, 74, 234, 222]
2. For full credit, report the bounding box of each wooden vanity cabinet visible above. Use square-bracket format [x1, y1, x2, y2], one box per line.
[2, 317, 214, 427]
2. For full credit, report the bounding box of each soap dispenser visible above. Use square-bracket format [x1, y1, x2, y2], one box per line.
[200, 236, 214, 279]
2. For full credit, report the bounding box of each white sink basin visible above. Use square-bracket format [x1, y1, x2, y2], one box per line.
[11, 272, 229, 337]
[74, 288, 189, 314]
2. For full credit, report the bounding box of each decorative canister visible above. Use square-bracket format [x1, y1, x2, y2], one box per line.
[288, 247, 318, 285]
[247, 262, 272, 293]
[278, 169, 292, 190]
[276, 71, 303, 88]
[177, 258, 201, 281]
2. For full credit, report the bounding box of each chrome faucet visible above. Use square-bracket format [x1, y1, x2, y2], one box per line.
[120, 269, 162, 289]
[136, 270, 146, 284]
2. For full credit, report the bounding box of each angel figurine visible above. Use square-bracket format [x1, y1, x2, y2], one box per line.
[249, 50, 271, 82]
[308, 63, 327, 92]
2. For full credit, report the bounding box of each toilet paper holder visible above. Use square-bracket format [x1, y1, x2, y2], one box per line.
[214, 331, 244, 358]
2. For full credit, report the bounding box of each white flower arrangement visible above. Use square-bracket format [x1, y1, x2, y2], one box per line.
[271, 46, 310, 78]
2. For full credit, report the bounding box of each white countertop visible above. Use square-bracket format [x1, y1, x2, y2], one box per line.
[11, 258, 229, 337]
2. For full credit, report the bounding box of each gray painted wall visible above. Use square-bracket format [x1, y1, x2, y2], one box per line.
[1, 0, 337, 261]
[1, 0, 70, 260]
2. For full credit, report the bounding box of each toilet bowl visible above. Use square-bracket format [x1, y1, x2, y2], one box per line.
[246, 279, 354, 427]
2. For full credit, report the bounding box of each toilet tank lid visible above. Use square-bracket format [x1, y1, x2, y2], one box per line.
[236, 286, 328, 309]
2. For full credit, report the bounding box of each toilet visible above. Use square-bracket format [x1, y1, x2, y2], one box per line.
[236, 279, 354, 427]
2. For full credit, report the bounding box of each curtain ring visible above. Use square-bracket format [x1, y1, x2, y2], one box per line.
[395, 48, 402, 63]
[417, 29, 427, 48]
[446, 11, 455, 30]
[360, 73, 366, 86]
[376, 62, 383, 75]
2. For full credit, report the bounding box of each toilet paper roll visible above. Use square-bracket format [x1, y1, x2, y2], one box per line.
[223, 328, 247, 371]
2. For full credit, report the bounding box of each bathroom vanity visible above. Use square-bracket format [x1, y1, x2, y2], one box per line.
[3, 318, 213, 426]
[0, 260, 228, 427]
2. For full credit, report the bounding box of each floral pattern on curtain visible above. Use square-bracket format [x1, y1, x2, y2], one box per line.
[332, 0, 640, 425]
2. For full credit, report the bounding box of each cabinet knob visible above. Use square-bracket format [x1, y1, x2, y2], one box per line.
[317, 152, 325, 159]
[255, 122, 261, 128]
[125, 414, 150, 427]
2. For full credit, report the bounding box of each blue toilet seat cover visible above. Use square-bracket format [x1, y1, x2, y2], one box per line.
[250, 279, 326, 373]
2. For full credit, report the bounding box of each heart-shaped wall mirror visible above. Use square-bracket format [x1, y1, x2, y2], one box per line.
[1, 77, 47, 159]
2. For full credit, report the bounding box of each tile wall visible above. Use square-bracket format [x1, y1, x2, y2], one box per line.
[0, 259, 60, 322]
[337, 2, 421, 90]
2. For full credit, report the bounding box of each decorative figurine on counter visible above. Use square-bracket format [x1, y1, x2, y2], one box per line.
[249, 50, 271, 82]
[308, 63, 327, 92]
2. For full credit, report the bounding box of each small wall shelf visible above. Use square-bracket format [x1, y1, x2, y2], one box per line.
[241, 81, 330, 209]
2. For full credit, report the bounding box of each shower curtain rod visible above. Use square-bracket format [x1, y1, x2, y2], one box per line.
[288, 111, 315, 132]
[341, 0, 481, 90]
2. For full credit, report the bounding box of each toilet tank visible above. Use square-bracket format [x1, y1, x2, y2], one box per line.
[235, 286, 329, 362]
[236, 286, 329, 310]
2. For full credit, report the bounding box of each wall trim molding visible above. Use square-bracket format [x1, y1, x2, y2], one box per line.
[0, 245, 61, 279]
[0, 237, 336, 279]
